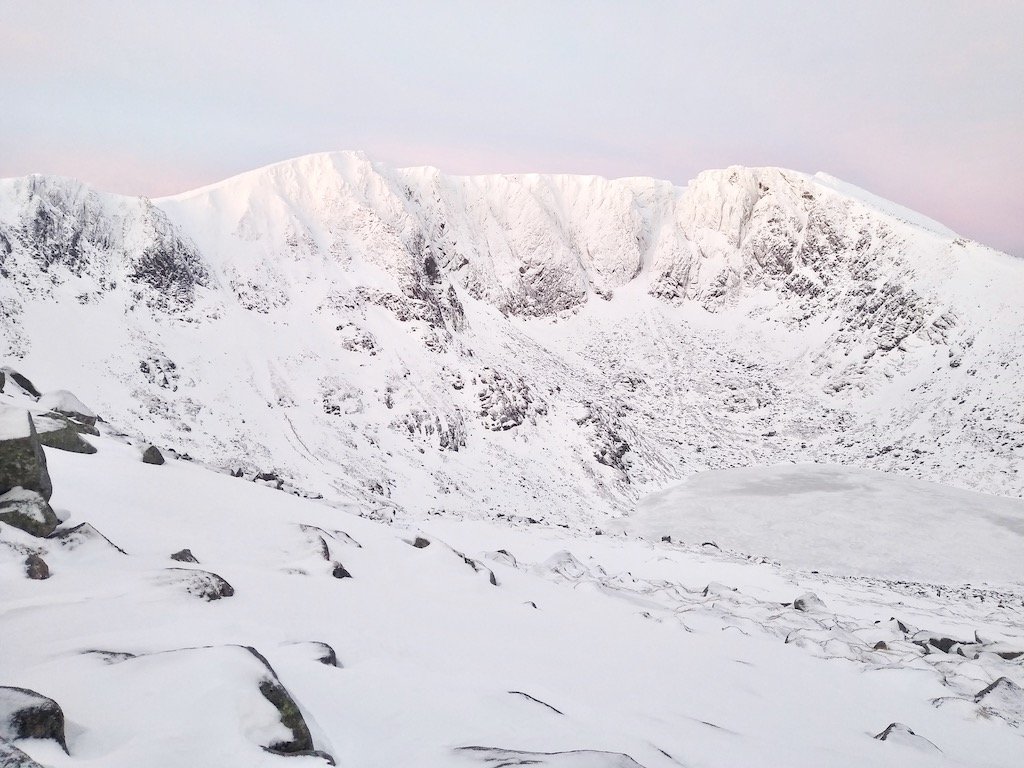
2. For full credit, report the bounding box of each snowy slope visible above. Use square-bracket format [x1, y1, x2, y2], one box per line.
[2, 420, 1023, 767]
[2, 152, 1023, 766]
[0, 152, 1022, 530]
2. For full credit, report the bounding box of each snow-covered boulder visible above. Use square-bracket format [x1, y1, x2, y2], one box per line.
[50, 522, 127, 555]
[0, 488, 59, 538]
[793, 592, 827, 612]
[159, 568, 235, 600]
[0, 686, 67, 754]
[0, 409, 51, 500]
[33, 413, 97, 454]
[873, 722, 941, 752]
[0, 369, 40, 400]
[974, 677, 1024, 725]
[36, 390, 97, 427]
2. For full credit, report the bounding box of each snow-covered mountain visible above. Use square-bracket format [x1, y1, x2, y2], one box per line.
[1, 151, 1022, 528]
[2, 153, 1023, 767]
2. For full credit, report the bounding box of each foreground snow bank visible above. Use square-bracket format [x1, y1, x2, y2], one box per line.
[1, 437, 1022, 767]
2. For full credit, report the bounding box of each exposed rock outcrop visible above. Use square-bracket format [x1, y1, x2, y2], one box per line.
[0, 409, 52, 500]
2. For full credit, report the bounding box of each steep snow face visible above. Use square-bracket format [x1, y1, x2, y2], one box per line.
[1, 153, 1022, 525]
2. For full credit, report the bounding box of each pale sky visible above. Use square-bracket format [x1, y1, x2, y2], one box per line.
[2, 1, 1022, 255]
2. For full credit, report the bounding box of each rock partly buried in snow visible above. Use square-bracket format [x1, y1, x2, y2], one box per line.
[702, 581, 738, 598]
[243, 647, 317, 755]
[974, 677, 1024, 724]
[74, 644, 329, 763]
[873, 722, 941, 752]
[331, 562, 352, 579]
[793, 592, 827, 612]
[0, 488, 59, 537]
[534, 550, 589, 581]
[309, 642, 340, 667]
[911, 631, 972, 655]
[454, 549, 498, 586]
[170, 548, 199, 563]
[0, 686, 68, 754]
[0, 739, 48, 767]
[485, 549, 517, 568]
[141, 445, 165, 465]
[0, 409, 52, 500]
[36, 390, 97, 426]
[23, 553, 49, 580]
[455, 746, 646, 767]
[284, 641, 341, 667]
[161, 568, 235, 600]
[33, 412, 97, 454]
[0, 369, 41, 400]
[50, 522, 127, 554]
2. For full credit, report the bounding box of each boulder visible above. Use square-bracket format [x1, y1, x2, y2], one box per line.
[793, 592, 827, 612]
[24, 554, 49, 580]
[0, 488, 59, 538]
[36, 390, 97, 426]
[0, 686, 68, 754]
[0, 369, 41, 399]
[141, 445, 165, 465]
[161, 568, 235, 600]
[33, 413, 97, 454]
[0, 409, 52, 500]
[170, 548, 199, 563]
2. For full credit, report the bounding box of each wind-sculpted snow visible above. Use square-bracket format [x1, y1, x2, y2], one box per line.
[1, 431, 1022, 766]
[1, 152, 1022, 525]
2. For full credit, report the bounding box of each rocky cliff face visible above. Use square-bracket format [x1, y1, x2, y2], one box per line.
[0, 152, 1021, 524]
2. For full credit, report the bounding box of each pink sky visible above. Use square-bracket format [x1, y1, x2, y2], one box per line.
[2, 1, 1021, 255]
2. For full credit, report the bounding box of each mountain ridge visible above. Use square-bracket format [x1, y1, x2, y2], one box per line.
[1, 153, 1021, 526]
